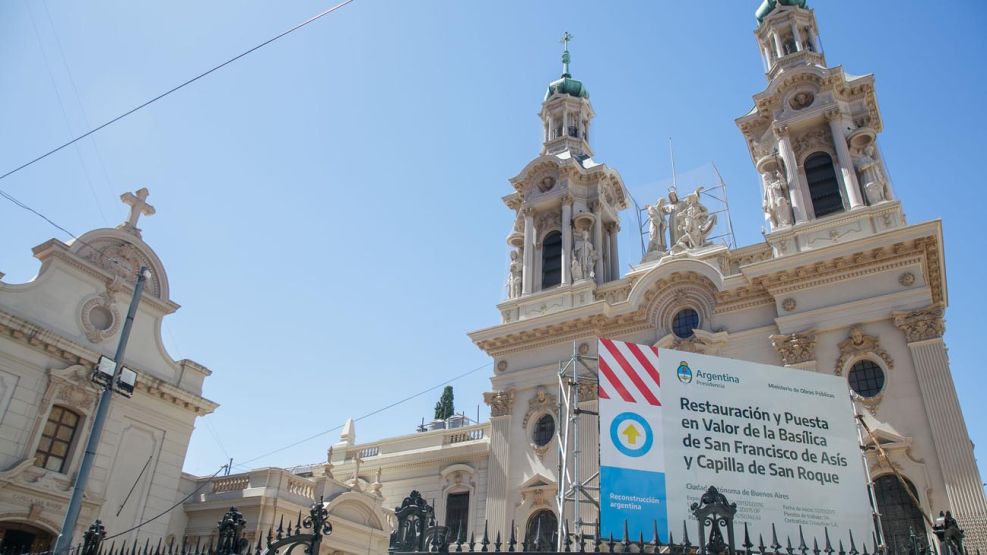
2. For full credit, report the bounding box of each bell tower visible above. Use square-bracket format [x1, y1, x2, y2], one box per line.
[540, 32, 594, 159]
[737, 0, 903, 256]
[499, 34, 628, 323]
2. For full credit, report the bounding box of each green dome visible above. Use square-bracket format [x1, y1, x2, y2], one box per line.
[544, 46, 589, 101]
[545, 76, 589, 100]
[755, 0, 808, 24]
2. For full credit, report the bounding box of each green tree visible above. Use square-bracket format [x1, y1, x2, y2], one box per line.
[434, 386, 455, 420]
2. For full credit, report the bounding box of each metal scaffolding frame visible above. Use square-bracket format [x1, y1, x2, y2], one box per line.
[556, 342, 601, 548]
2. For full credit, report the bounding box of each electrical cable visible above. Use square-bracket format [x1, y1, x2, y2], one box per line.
[231, 361, 492, 469]
[24, 0, 109, 224]
[0, 0, 356, 183]
[103, 464, 228, 540]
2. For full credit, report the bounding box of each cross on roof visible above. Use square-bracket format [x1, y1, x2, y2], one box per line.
[560, 31, 573, 52]
[119, 187, 155, 233]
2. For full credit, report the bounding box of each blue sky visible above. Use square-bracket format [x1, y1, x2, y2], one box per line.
[1, 1, 986, 482]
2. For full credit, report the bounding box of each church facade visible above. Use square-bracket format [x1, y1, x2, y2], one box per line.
[2, 2, 979, 554]
[204, 2, 981, 552]
[0, 190, 217, 551]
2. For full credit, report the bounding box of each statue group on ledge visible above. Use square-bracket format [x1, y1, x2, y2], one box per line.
[646, 186, 716, 256]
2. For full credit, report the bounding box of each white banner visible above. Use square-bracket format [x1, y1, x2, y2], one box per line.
[600, 342, 874, 544]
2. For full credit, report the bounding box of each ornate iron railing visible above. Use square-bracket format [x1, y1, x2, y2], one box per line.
[386, 487, 973, 555]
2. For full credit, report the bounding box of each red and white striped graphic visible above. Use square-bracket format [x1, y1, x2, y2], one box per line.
[597, 338, 662, 406]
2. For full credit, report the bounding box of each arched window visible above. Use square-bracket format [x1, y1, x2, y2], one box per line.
[804, 152, 844, 218]
[0, 522, 55, 553]
[672, 308, 700, 339]
[525, 510, 558, 551]
[874, 475, 927, 553]
[34, 406, 80, 473]
[541, 231, 563, 289]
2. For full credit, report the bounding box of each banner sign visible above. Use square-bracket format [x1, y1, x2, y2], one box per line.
[599, 340, 872, 544]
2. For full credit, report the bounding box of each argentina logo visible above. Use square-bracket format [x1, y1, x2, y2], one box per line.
[677, 361, 693, 384]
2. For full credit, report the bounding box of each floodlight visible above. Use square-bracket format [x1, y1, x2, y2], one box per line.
[116, 367, 137, 397]
[93, 356, 116, 385]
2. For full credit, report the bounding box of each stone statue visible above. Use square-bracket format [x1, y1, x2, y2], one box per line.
[662, 190, 687, 247]
[854, 144, 888, 205]
[763, 169, 793, 228]
[645, 199, 668, 253]
[507, 249, 522, 298]
[570, 254, 583, 281]
[673, 187, 716, 251]
[573, 229, 595, 280]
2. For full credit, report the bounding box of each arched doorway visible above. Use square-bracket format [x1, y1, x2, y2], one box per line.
[873, 475, 927, 554]
[0, 522, 55, 554]
[524, 509, 557, 551]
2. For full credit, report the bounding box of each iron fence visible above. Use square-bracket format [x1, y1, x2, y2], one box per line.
[2, 488, 973, 555]
[387, 487, 973, 555]
[2, 501, 331, 555]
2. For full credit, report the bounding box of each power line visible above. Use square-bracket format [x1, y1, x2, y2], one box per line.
[24, 0, 109, 224]
[103, 464, 228, 541]
[231, 361, 492, 469]
[0, 0, 356, 183]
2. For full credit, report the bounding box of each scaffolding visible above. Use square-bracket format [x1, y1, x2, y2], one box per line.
[632, 161, 738, 261]
[556, 342, 601, 547]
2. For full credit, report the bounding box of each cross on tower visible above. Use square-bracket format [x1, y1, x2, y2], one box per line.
[560, 32, 573, 77]
[119, 187, 155, 234]
[560, 31, 573, 52]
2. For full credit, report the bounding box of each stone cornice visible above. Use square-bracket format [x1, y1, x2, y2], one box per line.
[471, 222, 946, 357]
[0, 308, 218, 415]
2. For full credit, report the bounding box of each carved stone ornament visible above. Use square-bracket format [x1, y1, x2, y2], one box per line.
[537, 176, 556, 193]
[770, 330, 816, 365]
[79, 293, 121, 343]
[793, 126, 834, 159]
[522, 386, 558, 428]
[835, 326, 894, 376]
[496, 360, 508, 372]
[576, 381, 598, 401]
[781, 297, 797, 312]
[892, 304, 945, 343]
[483, 389, 514, 417]
[898, 272, 915, 287]
[789, 91, 814, 110]
[535, 211, 562, 236]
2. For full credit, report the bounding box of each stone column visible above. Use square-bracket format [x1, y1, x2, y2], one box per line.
[827, 112, 864, 209]
[482, 390, 514, 540]
[792, 23, 804, 52]
[600, 229, 610, 282]
[810, 30, 822, 54]
[762, 45, 773, 71]
[774, 125, 808, 222]
[893, 306, 987, 549]
[522, 208, 534, 295]
[592, 205, 604, 285]
[772, 31, 785, 59]
[561, 197, 572, 286]
[609, 224, 620, 281]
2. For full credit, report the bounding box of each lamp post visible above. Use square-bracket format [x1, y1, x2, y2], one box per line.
[53, 267, 151, 553]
